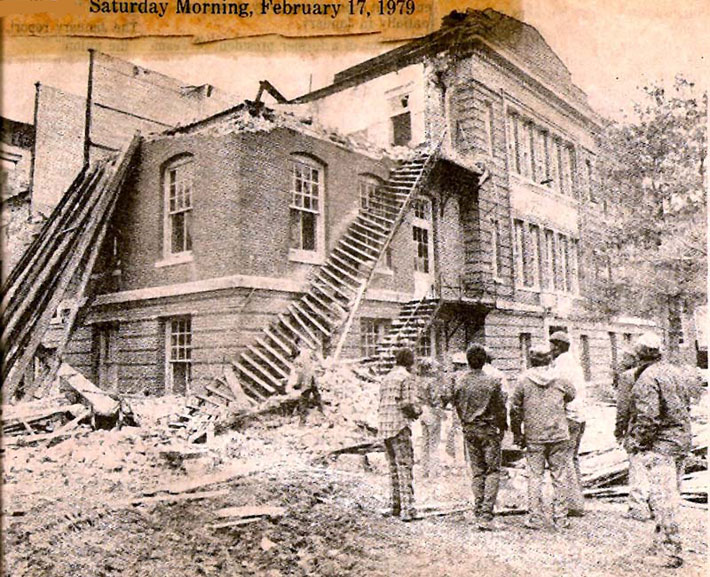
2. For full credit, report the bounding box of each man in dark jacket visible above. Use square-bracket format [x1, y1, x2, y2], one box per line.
[510, 344, 576, 530]
[614, 346, 652, 520]
[628, 333, 692, 568]
[378, 347, 421, 521]
[441, 344, 507, 530]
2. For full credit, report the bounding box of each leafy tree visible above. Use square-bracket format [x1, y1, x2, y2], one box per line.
[592, 77, 707, 359]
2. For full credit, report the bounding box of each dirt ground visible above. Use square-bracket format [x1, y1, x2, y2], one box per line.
[2, 371, 707, 576]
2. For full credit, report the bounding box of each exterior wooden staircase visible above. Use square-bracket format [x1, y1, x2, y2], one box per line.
[363, 294, 442, 375]
[182, 142, 444, 427]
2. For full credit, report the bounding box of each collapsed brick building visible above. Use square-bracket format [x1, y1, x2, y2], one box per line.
[5, 9, 672, 404]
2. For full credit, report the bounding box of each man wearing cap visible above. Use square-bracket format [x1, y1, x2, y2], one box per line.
[378, 347, 421, 521]
[549, 330, 586, 516]
[614, 346, 652, 520]
[510, 344, 576, 529]
[441, 344, 507, 530]
[628, 332, 693, 568]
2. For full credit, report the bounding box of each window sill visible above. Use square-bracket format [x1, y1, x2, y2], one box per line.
[155, 252, 194, 268]
[510, 174, 578, 205]
[289, 249, 324, 266]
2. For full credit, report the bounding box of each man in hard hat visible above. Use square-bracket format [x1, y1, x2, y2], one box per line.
[510, 344, 576, 530]
[628, 332, 693, 569]
[549, 330, 586, 517]
[614, 346, 652, 520]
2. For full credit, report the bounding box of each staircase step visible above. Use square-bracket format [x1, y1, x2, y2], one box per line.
[302, 295, 337, 326]
[332, 246, 373, 269]
[196, 394, 226, 408]
[233, 360, 279, 396]
[342, 233, 381, 255]
[220, 370, 261, 405]
[313, 277, 352, 302]
[306, 290, 346, 317]
[338, 240, 378, 263]
[241, 351, 284, 389]
[347, 227, 386, 248]
[330, 251, 361, 274]
[325, 259, 362, 284]
[265, 327, 295, 356]
[256, 336, 292, 369]
[351, 219, 388, 238]
[205, 383, 237, 403]
[278, 314, 317, 349]
[321, 267, 360, 291]
[247, 344, 290, 379]
[362, 211, 395, 226]
[357, 214, 390, 232]
[290, 302, 329, 337]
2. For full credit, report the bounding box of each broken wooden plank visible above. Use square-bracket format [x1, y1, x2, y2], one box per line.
[208, 518, 262, 530]
[214, 505, 286, 519]
[3, 427, 89, 448]
[142, 463, 264, 496]
[57, 363, 120, 417]
[129, 489, 229, 506]
[2, 403, 87, 430]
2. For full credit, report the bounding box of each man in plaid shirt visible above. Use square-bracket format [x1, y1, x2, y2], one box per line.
[378, 347, 421, 521]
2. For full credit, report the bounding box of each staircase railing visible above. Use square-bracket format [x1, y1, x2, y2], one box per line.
[331, 132, 447, 361]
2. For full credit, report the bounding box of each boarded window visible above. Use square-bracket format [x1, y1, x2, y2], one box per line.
[391, 112, 412, 146]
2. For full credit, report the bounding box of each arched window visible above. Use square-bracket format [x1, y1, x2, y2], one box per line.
[289, 155, 325, 263]
[163, 155, 193, 258]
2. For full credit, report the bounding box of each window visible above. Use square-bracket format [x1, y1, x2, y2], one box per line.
[507, 112, 521, 174]
[491, 219, 502, 279]
[290, 157, 324, 261]
[360, 318, 390, 357]
[561, 145, 575, 197]
[164, 157, 193, 257]
[520, 333, 531, 370]
[544, 229, 556, 291]
[413, 227, 430, 273]
[519, 119, 533, 179]
[412, 197, 432, 275]
[529, 224, 541, 288]
[532, 128, 548, 184]
[391, 112, 412, 146]
[550, 138, 562, 194]
[484, 101, 494, 156]
[514, 219, 525, 286]
[358, 177, 378, 211]
[166, 317, 191, 394]
[413, 198, 431, 220]
[568, 239, 580, 294]
[558, 234, 569, 293]
[584, 158, 595, 202]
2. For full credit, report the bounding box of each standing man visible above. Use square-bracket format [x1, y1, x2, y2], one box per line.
[378, 347, 421, 522]
[614, 346, 652, 520]
[289, 341, 324, 424]
[441, 344, 507, 530]
[549, 331, 586, 517]
[628, 332, 692, 569]
[417, 358, 444, 478]
[510, 345, 576, 530]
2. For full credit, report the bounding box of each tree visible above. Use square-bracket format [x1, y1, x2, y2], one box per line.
[593, 77, 707, 359]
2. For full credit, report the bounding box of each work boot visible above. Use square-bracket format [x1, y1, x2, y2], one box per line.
[523, 516, 545, 530]
[643, 554, 684, 569]
[381, 508, 400, 518]
[476, 517, 497, 531]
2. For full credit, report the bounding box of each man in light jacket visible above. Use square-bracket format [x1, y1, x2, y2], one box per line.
[549, 331, 586, 516]
[511, 344, 576, 530]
